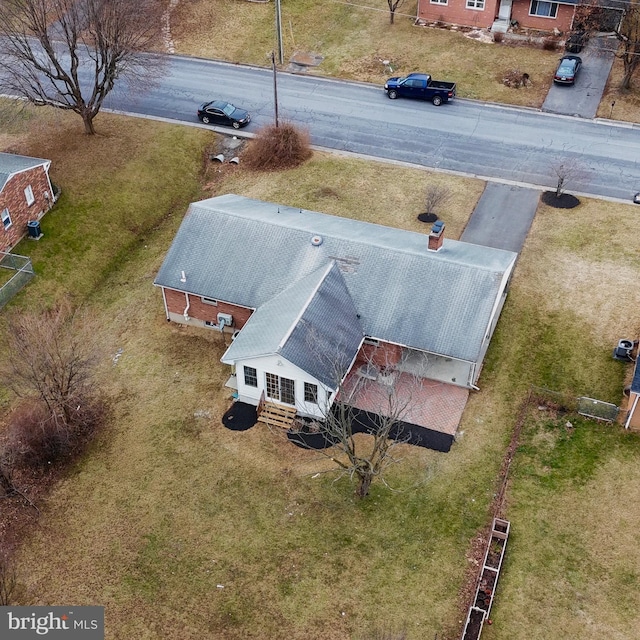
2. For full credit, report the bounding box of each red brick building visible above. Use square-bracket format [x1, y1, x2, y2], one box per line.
[417, 0, 578, 33]
[0, 152, 55, 253]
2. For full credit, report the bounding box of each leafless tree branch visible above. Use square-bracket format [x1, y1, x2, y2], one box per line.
[289, 330, 428, 498]
[0, 0, 164, 134]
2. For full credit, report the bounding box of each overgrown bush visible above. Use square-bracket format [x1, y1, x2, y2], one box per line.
[3, 398, 106, 470]
[0, 303, 107, 472]
[243, 122, 312, 171]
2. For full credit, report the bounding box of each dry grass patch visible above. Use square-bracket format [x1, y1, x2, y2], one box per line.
[515, 197, 640, 347]
[597, 55, 640, 123]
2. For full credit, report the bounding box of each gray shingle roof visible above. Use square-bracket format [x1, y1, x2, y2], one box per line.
[155, 194, 517, 363]
[0, 152, 50, 192]
[222, 262, 364, 388]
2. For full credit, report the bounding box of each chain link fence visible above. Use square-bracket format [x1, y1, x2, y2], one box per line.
[530, 385, 620, 423]
[0, 252, 34, 310]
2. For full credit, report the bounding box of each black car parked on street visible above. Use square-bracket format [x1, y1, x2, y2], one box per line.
[197, 100, 251, 129]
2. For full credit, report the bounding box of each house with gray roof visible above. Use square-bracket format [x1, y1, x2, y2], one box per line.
[154, 194, 517, 444]
[0, 152, 54, 252]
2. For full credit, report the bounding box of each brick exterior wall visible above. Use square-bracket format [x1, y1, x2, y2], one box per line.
[418, 0, 500, 29]
[163, 287, 254, 329]
[355, 340, 403, 370]
[418, 0, 574, 31]
[0, 165, 53, 252]
[510, 2, 574, 31]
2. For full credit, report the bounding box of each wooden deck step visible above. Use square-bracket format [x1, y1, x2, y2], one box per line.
[258, 401, 297, 429]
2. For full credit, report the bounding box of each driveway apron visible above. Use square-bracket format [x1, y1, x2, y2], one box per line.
[460, 183, 540, 253]
[542, 35, 616, 118]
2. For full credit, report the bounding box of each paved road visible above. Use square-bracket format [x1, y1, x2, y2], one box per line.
[543, 35, 616, 119]
[103, 56, 640, 202]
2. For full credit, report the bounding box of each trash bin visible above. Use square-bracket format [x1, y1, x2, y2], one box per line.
[27, 220, 41, 238]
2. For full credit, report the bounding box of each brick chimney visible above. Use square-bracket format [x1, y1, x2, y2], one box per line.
[428, 220, 445, 252]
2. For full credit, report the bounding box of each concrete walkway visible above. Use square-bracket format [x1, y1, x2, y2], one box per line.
[460, 183, 541, 253]
[542, 35, 617, 119]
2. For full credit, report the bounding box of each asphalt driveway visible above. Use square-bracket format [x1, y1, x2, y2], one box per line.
[461, 183, 540, 253]
[542, 35, 616, 118]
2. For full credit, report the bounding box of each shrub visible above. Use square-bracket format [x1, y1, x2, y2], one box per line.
[543, 37, 559, 51]
[424, 184, 451, 214]
[243, 122, 312, 171]
[493, 31, 504, 43]
[3, 397, 106, 470]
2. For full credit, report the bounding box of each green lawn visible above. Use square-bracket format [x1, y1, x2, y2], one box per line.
[1, 107, 640, 639]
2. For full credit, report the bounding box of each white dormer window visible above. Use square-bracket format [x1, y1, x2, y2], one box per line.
[24, 185, 35, 206]
[1, 208, 12, 230]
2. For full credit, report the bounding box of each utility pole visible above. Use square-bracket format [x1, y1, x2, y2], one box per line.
[275, 0, 284, 65]
[272, 51, 279, 128]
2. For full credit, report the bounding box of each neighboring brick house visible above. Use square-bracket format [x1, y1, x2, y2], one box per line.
[154, 195, 517, 447]
[417, 0, 578, 33]
[0, 152, 55, 253]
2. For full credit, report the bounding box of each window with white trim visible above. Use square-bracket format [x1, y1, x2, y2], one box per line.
[431, 0, 448, 4]
[466, 0, 485, 8]
[24, 185, 35, 205]
[529, 0, 558, 17]
[304, 382, 318, 404]
[1, 208, 11, 230]
[244, 366, 258, 387]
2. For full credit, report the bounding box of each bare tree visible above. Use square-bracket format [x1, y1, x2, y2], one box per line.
[321, 379, 415, 498]
[616, 0, 640, 90]
[423, 184, 451, 216]
[551, 158, 585, 198]
[387, 0, 406, 24]
[1, 303, 99, 430]
[0, 0, 164, 134]
[290, 338, 425, 498]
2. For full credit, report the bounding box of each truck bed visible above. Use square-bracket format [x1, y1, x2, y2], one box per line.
[429, 80, 456, 91]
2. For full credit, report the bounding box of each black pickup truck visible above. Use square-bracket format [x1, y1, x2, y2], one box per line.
[384, 73, 456, 106]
